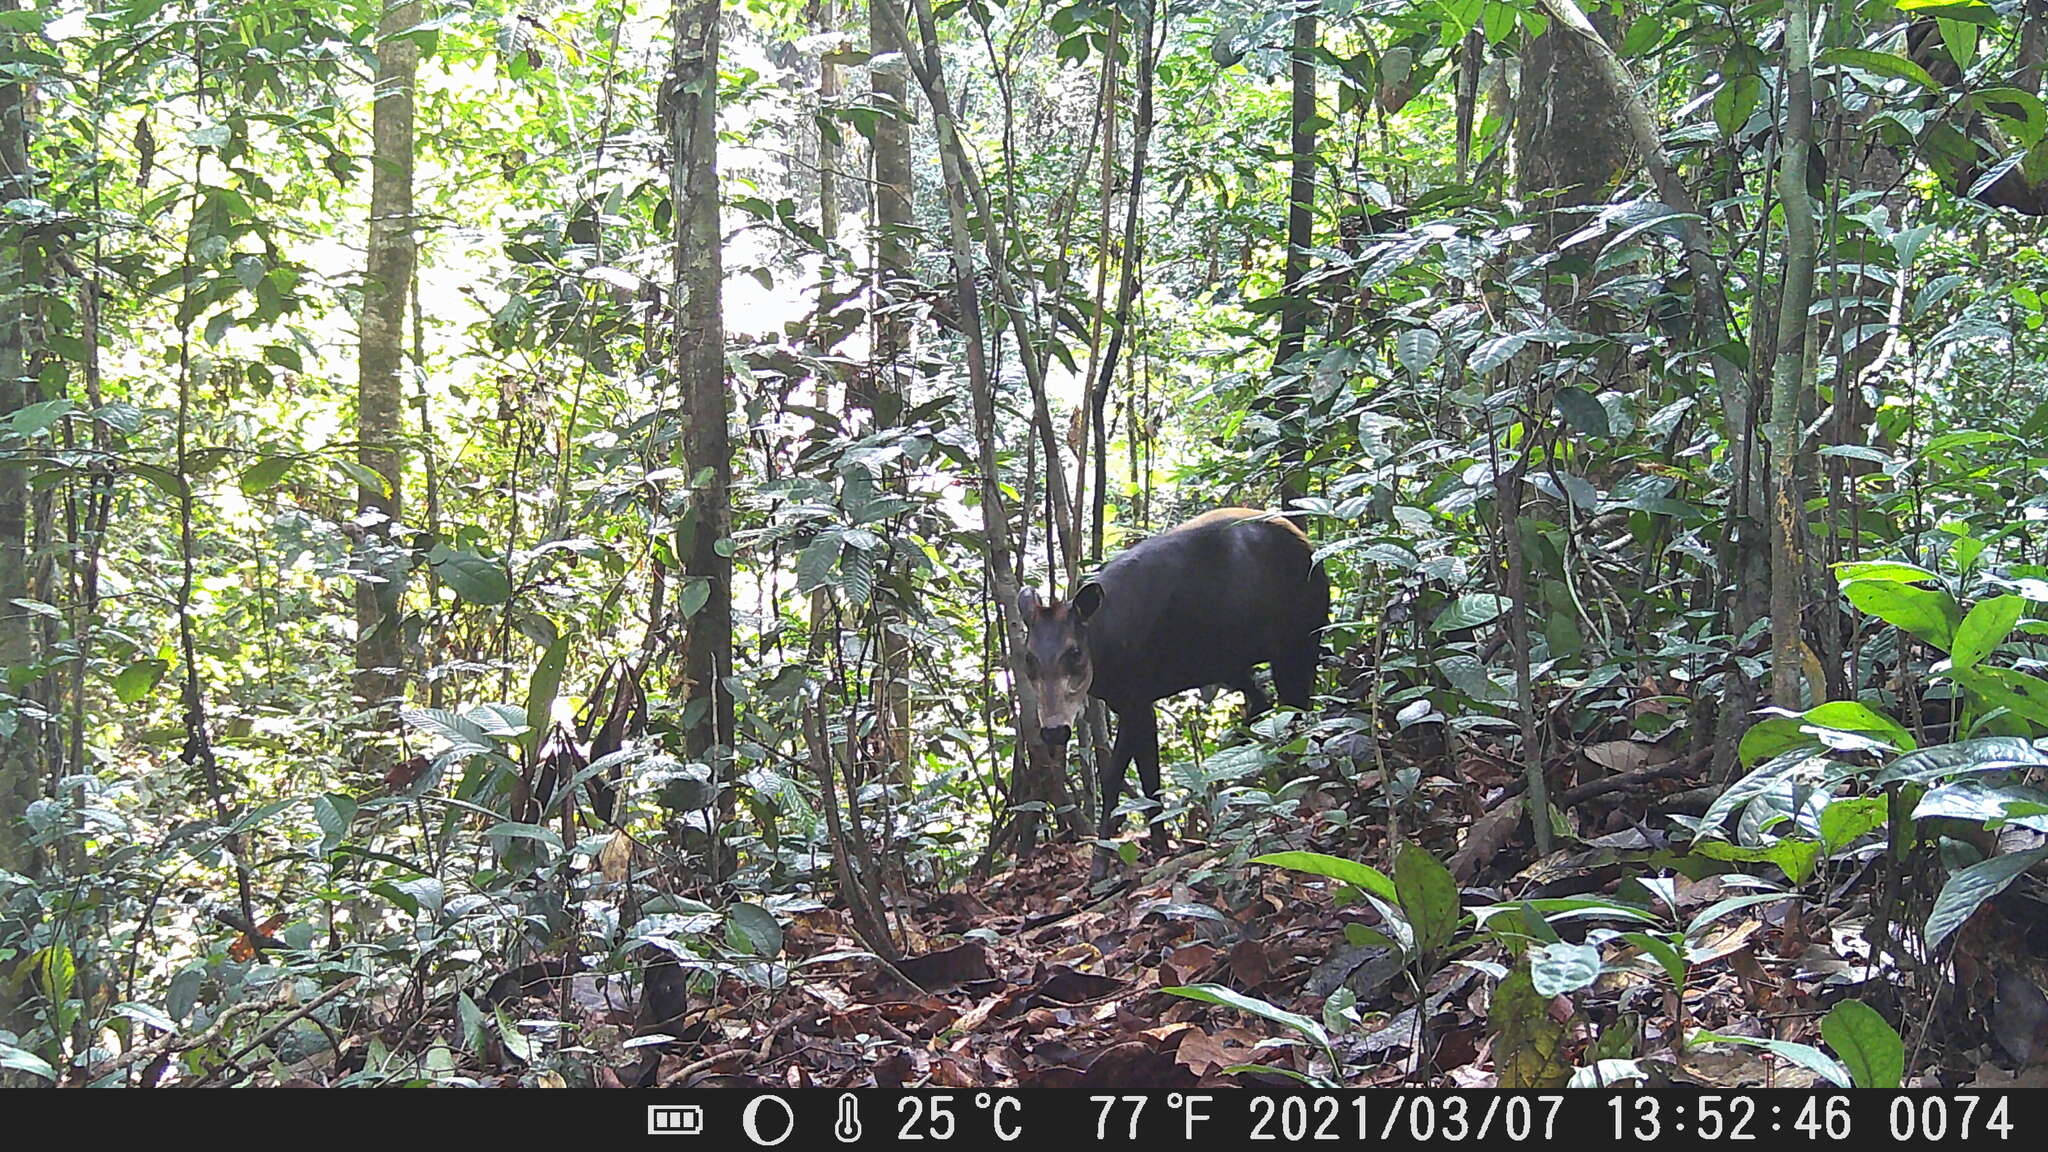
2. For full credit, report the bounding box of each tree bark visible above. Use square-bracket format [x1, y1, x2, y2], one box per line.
[0, 0, 41, 957]
[669, 0, 733, 773]
[866, 0, 914, 778]
[1768, 0, 1817, 708]
[1271, 3, 1318, 508]
[355, 0, 421, 762]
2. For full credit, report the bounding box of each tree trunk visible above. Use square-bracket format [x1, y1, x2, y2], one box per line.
[881, 0, 1084, 848]
[0, 0, 41, 980]
[355, 0, 421, 764]
[669, 0, 732, 775]
[866, 0, 914, 778]
[1271, 4, 1318, 508]
[1767, 0, 1817, 708]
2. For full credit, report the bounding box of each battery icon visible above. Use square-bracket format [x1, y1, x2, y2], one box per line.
[647, 1105, 704, 1136]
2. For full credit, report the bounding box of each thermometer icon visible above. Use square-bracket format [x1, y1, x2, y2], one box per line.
[834, 1093, 863, 1143]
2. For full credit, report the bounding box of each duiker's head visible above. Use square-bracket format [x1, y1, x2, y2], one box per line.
[1016, 583, 1104, 748]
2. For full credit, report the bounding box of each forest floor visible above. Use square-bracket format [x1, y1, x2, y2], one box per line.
[438, 809, 2048, 1090]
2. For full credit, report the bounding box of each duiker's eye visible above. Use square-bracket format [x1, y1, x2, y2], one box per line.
[1063, 647, 1083, 667]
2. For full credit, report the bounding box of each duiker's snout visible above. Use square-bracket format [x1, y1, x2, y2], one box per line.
[1039, 725, 1072, 747]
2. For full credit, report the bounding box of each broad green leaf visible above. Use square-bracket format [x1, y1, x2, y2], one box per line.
[1494, 967, 1571, 1089]
[1433, 592, 1510, 633]
[1691, 838, 1824, 885]
[1555, 387, 1610, 437]
[431, 547, 512, 606]
[1818, 796, 1888, 852]
[1821, 1000, 1904, 1089]
[1690, 1030, 1851, 1088]
[1874, 736, 2048, 784]
[1253, 850, 1396, 901]
[1833, 560, 1939, 583]
[725, 902, 783, 957]
[1816, 47, 1937, 90]
[1924, 847, 2048, 952]
[315, 792, 357, 856]
[1843, 579, 1962, 650]
[1395, 327, 1441, 375]
[238, 455, 298, 494]
[1952, 667, 2048, 729]
[113, 659, 169, 704]
[1951, 595, 2023, 670]
[1912, 779, 2048, 829]
[1699, 750, 1828, 838]
[1622, 932, 1687, 985]
[522, 635, 569, 757]
[1394, 840, 1461, 957]
[1165, 983, 1333, 1057]
[1529, 941, 1602, 997]
[0, 1042, 57, 1082]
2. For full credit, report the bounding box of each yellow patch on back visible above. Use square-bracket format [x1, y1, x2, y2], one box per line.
[1173, 507, 1308, 542]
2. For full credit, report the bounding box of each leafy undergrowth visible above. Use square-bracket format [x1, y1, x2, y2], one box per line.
[297, 824, 2048, 1090]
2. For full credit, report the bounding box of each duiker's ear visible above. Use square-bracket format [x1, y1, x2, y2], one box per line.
[1073, 581, 1106, 621]
[1017, 587, 1041, 617]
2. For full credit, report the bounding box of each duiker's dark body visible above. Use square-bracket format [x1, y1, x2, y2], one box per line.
[1018, 508, 1329, 871]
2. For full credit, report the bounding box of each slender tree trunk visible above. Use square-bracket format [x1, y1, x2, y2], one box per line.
[881, 0, 1083, 848]
[0, 0, 40, 925]
[1271, 4, 1318, 507]
[669, 0, 732, 774]
[1087, 0, 1157, 568]
[1768, 0, 1817, 708]
[355, 0, 420, 764]
[866, 0, 914, 779]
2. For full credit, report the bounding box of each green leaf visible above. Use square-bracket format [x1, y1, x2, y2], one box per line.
[1821, 1000, 1905, 1089]
[431, 547, 512, 606]
[1924, 847, 2048, 952]
[726, 901, 784, 957]
[1818, 796, 1888, 853]
[1394, 840, 1461, 957]
[1254, 851, 1397, 901]
[1739, 701, 1913, 767]
[1843, 579, 1962, 650]
[1554, 387, 1611, 438]
[8, 398, 75, 437]
[1433, 592, 1511, 633]
[0, 1041, 57, 1082]
[1622, 932, 1687, 985]
[238, 455, 299, 494]
[1528, 941, 1602, 997]
[1691, 838, 1824, 885]
[1699, 750, 1827, 838]
[1396, 327, 1441, 375]
[677, 578, 712, 618]
[315, 792, 357, 856]
[1690, 1030, 1852, 1088]
[1816, 48, 1938, 90]
[1164, 983, 1334, 1058]
[1713, 69, 1763, 137]
[522, 635, 569, 757]
[1875, 737, 2048, 784]
[1494, 967, 1571, 1089]
[1833, 560, 1939, 583]
[484, 820, 563, 850]
[1952, 595, 2024, 671]
[1952, 667, 2048, 729]
[113, 659, 169, 704]
[1912, 779, 2048, 829]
